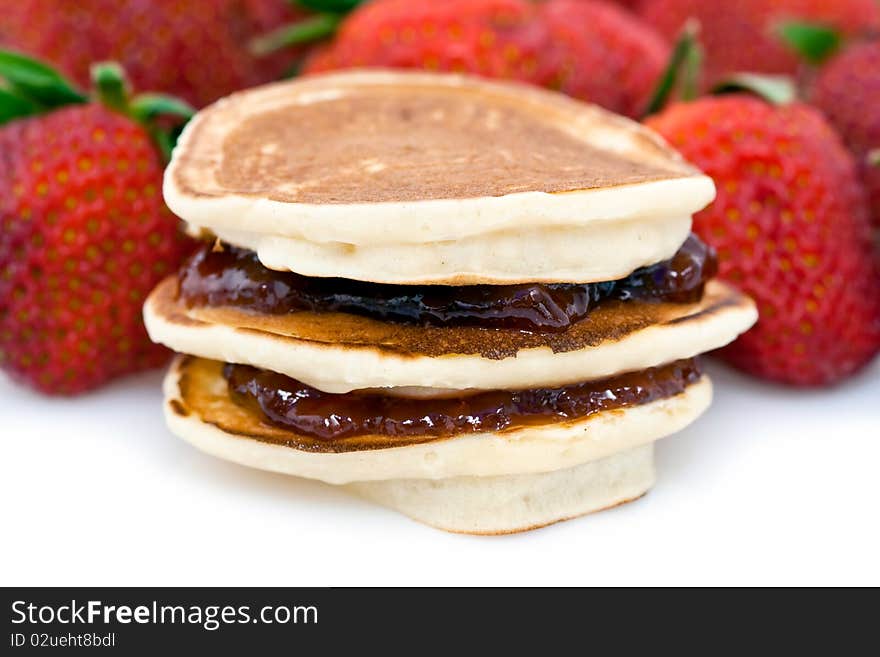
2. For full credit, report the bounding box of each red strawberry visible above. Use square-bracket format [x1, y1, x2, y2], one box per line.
[0, 54, 193, 394]
[305, 1, 546, 79]
[304, 0, 670, 118]
[646, 95, 880, 386]
[811, 41, 880, 227]
[539, 0, 670, 118]
[638, 0, 880, 89]
[0, 0, 305, 108]
[595, 0, 645, 9]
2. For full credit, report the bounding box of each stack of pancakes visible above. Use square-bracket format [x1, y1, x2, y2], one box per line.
[145, 71, 757, 534]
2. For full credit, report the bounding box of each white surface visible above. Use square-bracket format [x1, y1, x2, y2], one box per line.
[1, 358, 878, 587]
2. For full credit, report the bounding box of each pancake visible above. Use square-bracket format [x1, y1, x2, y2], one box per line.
[197, 215, 692, 285]
[150, 69, 757, 533]
[165, 70, 715, 284]
[163, 356, 712, 484]
[145, 277, 757, 394]
[346, 444, 654, 535]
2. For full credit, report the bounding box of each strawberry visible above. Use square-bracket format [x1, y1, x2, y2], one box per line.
[538, 0, 670, 118]
[303, 0, 670, 118]
[810, 41, 880, 227]
[598, 0, 644, 8]
[304, 0, 547, 80]
[0, 0, 306, 108]
[0, 53, 193, 394]
[637, 0, 880, 89]
[646, 95, 880, 386]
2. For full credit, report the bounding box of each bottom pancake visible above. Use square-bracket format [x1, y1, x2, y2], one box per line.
[163, 356, 711, 483]
[346, 444, 654, 535]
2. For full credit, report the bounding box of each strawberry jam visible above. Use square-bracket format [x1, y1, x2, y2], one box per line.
[179, 234, 716, 332]
[224, 358, 702, 440]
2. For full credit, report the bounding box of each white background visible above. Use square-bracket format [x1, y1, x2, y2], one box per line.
[2, 358, 878, 587]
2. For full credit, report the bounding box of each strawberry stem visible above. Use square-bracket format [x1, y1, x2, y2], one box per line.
[250, 13, 341, 56]
[91, 62, 195, 163]
[91, 62, 130, 114]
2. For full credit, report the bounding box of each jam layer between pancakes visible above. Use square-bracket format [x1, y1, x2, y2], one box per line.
[224, 358, 702, 442]
[179, 235, 716, 332]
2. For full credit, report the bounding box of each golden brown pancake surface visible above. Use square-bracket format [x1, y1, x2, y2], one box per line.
[214, 90, 686, 204]
[170, 71, 701, 206]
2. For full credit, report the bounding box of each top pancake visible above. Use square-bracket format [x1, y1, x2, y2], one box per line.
[164, 70, 715, 248]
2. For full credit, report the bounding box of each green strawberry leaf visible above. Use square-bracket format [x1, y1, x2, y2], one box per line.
[643, 19, 701, 117]
[130, 94, 195, 163]
[250, 13, 342, 56]
[680, 36, 704, 103]
[778, 22, 841, 65]
[295, 0, 362, 12]
[0, 50, 87, 107]
[712, 74, 797, 105]
[869, 149, 880, 167]
[0, 87, 39, 124]
[129, 94, 195, 123]
[151, 129, 176, 163]
[0, 50, 192, 163]
[282, 59, 306, 79]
